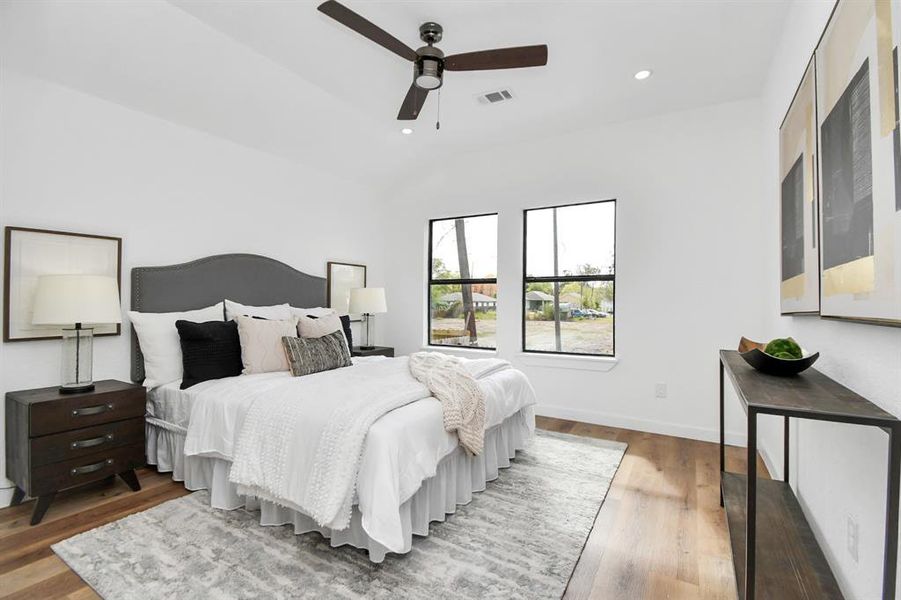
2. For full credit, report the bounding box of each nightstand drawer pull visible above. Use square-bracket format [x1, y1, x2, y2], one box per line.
[70, 433, 114, 449]
[70, 459, 113, 476]
[71, 403, 113, 417]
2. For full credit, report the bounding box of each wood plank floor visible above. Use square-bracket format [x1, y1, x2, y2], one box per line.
[0, 418, 769, 599]
[543, 417, 769, 600]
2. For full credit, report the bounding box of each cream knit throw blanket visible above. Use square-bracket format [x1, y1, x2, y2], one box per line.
[409, 352, 488, 455]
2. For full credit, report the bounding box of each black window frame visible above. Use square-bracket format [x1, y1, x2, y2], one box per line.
[521, 199, 616, 357]
[427, 212, 499, 351]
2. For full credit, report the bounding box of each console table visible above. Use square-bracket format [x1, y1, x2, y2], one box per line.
[719, 349, 901, 600]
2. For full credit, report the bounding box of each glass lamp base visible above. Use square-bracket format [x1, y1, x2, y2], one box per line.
[60, 326, 95, 393]
[361, 313, 376, 350]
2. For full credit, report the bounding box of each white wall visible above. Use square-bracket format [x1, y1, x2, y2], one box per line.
[0, 69, 388, 502]
[6, 5, 895, 596]
[759, 2, 901, 598]
[383, 98, 767, 445]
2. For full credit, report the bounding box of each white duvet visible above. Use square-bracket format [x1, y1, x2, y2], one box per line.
[182, 356, 537, 552]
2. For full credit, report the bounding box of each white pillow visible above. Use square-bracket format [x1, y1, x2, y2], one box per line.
[128, 302, 224, 388]
[290, 306, 337, 319]
[296, 312, 342, 338]
[235, 315, 297, 374]
[225, 299, 291, 321]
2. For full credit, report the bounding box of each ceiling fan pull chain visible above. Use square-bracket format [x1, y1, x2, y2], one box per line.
[436, 89, 441, 131]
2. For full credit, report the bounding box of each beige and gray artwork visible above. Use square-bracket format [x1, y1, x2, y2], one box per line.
[815, 0, 901, 324]
[779, 58, 819, 314]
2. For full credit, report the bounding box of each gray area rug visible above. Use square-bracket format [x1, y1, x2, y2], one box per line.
[53, 430, 626, 600]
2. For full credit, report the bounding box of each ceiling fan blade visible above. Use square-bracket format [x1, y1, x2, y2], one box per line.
[317, 1, 417, 62]
[445, 45, 548, 71]
[397, 83, 429, 120]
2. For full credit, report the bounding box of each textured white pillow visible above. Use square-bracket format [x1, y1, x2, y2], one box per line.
[225, 299, 292, 321]
[128, 302, 225, 388]
[296, 312, 342, 339]
[235, 315, 297, 374]
[289, 306, 336, 319]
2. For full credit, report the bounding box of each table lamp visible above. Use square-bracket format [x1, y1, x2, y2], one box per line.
[31, 274, 122, 393]
[348, 287, 386, 350]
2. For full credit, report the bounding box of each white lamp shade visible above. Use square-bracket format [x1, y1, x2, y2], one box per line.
[349, 287, 387, 314]
[32, 275, 122, 325]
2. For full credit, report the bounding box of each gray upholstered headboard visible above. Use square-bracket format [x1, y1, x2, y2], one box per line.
[130, 253, 326, 383]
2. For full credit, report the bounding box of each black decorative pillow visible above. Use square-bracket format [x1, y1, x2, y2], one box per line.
[282, 330, 352, 377]
[306, 314, 353, 351]
[176, 320, 243, 389]
[339, 315, 353, 350]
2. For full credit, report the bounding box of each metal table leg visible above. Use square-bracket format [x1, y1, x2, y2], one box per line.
[883, 425, 901, 600]
[720, 359, 725, 507]
[784, 415, 790, 484]
[746, 408, 757, 600]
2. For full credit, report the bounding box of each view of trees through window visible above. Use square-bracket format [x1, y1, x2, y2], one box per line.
[428, 214, 498, 349]
[524, 200, 615, 356]
[426, 204, 614, 354]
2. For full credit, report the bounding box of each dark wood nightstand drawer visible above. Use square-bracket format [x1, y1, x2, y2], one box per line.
[30, 417, 144, 467]
[29, 386, 145, 436]
[30, 442, 144, 497]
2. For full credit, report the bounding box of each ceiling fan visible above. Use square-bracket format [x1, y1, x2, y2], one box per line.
[317, 1, 549, 121]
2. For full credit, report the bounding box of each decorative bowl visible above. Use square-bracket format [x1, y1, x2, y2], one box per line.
[738, 337, 819, 376]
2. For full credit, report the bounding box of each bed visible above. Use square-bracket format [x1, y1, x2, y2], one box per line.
[134, 254, 536, 562]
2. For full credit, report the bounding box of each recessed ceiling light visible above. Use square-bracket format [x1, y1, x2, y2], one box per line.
[401, 127, 414, 135]
[634, 69, 652, 81]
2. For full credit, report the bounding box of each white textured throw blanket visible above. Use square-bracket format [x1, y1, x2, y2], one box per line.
[409, 352, 491, 455]
[228, 355, 510, 531]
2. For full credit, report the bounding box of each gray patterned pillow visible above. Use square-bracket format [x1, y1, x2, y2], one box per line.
[281, 330, 352, 377]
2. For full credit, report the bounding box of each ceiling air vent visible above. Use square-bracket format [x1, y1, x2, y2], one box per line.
[477, 89, 514, 105]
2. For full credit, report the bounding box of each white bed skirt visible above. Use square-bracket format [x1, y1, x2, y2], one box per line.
[146, 408, 533, 563]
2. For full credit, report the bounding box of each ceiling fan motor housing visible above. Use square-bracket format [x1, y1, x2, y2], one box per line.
[419, 22, 443, 44]
[414, 44, 444, 90]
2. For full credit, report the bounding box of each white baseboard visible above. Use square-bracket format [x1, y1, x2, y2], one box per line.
[535, 403, 748, 446]
[757, 444, 782, 480]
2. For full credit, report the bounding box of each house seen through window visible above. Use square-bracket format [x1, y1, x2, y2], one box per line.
[523, 200, 616, 356]
[428, 213, 498, 349]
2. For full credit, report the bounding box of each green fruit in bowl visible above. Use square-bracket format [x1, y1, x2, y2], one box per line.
[765, 338, 803, 360]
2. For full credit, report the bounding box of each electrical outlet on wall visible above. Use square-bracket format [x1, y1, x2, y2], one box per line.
[655, 383, 667, 399]
[847, 514, 859, 563]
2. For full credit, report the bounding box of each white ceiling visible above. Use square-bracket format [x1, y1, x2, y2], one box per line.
[1, 0, 791, 188]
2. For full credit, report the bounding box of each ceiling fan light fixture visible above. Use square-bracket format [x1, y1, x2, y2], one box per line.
[415, 57, 443, 90]
[415, 74, 441, 90]
[634, 69, 653, 80]
[401, 127, 414, 135]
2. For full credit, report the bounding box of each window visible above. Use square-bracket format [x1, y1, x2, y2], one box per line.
[428, 213, 498, 349]
[523, 200, 615, 356]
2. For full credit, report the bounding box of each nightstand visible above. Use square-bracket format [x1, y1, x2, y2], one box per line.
[5, 380, 146, 525]
[352, 346, 395, 358]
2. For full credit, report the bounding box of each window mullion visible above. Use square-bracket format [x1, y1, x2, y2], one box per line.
[522, 199, 616, 356]
[524, 277, 614, 284]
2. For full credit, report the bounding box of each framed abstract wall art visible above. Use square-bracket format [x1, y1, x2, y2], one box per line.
[780, 57, 820, 315]
[814, 0, 901, 325]
[3, 226, 122, 341]
[326, 261, 366, 321]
